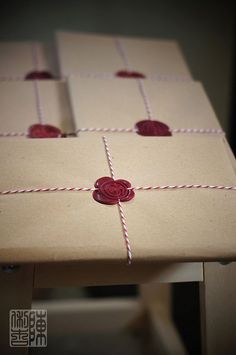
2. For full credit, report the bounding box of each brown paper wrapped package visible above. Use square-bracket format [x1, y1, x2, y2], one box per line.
[0, 42, 56, 78]
[0, 135, 235, 264]
[68, 76, 221, 132]
[56, 31, 192, 78]
[0, 81, 73, 134]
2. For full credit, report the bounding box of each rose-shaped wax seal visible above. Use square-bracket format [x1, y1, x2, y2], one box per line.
[93, 177, 135, 205]
[115, 70, 146, 79]
[135, 120, 172, 136]
[28, 124, 62, 138]
[25, 71, 54, 80]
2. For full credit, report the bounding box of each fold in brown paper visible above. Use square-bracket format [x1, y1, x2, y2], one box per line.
[68, 76, 221, 131]
[0, 81, 73, 134]
[0, 135, 235, 264]
[0, 42, 56, 78]
[56, 31, 192, 78]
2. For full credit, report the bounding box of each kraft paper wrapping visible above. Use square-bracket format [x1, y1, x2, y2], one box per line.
[56, 31, 192, 78]
[0, 81, 73, 134]
[0, 42, 56, 78]
[68, 76, 221, 131]
[0, 135, 235, 264]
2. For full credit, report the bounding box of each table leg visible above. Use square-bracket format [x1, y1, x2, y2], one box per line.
[140, 283, 187, 355]
[200, 262, 236, 355]
[0, 265, 34, 354]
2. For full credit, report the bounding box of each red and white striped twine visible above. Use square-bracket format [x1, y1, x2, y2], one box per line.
[1, 184, 235, 196]
[0, 187, 96, 195]
[77, 127, 136, 133]
[0, 73, 192, 82]
[32, 79, 45, 125]
[150, 74, 192, 82]
[77, 127, 224, 134]
[75, 72, 192, 82]
[114, 38, 131, 71]
[102, 135, 132, 264]
[0, 132, 26, 137]
[137, 79, 154, 120]
[102, 135, 116, 179]
[0, 76, 25, 81]
[117, 200, 132, 265]
[171, 128, 224, 134]
[131, 184, 236, 191]
[0, 127, 225, 137]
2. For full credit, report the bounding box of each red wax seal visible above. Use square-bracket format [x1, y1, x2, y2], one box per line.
[25, 71, 54, 80]
[135, 120, 172, 136]
[116, 70, 146, 79]
[28, 124, 62, 138]
[93, 177, 135, 205]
